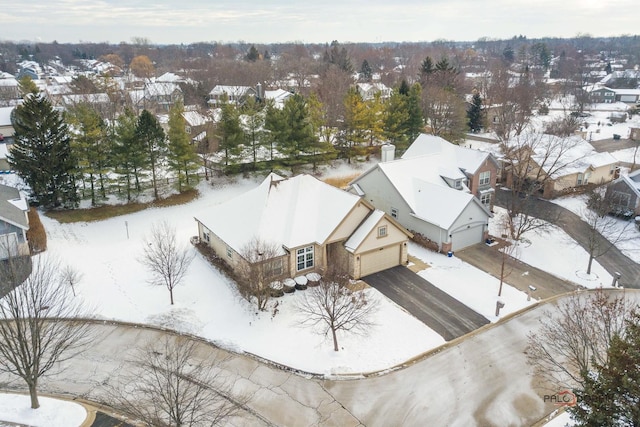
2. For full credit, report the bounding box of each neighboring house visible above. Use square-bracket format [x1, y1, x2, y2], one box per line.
[401, 134, 499, 209]
[0, 74, 19, 103]
[0, 144, 10, 171]
[182, 108, 214, 147]
[349, 135, 494, 252]
[195, 173, 412, 280]
[588, 86, 617, 104]
[0, 107, 14, 138]
[587, 86, 640, 104]
[58, 93, 113, 117]
[606, 169, 640, 217]
[356, 82, 392, 101]
[208, 85, 256, 107]
[0, 184, 29, 259]
[503, 134, 618, 199]
[128, 82, 183, 112]
[263, 88, 293, 109]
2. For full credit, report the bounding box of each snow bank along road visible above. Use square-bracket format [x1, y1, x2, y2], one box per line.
[4, 289, 638, 427]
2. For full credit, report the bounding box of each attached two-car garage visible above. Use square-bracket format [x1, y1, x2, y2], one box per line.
[359, 243, 403, 277]
[450, 224, 485, 251]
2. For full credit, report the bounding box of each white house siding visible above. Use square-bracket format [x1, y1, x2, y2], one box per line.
[447, 201, 489, 251]
[357, 169, 488, 250]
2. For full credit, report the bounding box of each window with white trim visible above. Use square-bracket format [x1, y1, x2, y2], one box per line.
[455, 179, 462, 189]
[296, 246, 314, 271]
[480, 193, 492, 207]
[612, 191, 631, 208]
[391, 207, 398, 219]
[226, 246, 233, 258]
[203, 231, 210, 242]
[479, 171, 491, 186]
[577, 173, 584, 186]
[378, 225, 388, 238]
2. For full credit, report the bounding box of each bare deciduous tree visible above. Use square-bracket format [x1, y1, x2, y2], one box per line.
[237, 237, 283, 311]
[296, 270, 378, 352]
[61, 264, 82, 297]
[526, 289, 637, 391]
[583, 189, 633, 275]
[501, 133, 580, 240]
[0, 255, 91, 409]
[141, 221, 195, 305]
[107, 335, 243, 426]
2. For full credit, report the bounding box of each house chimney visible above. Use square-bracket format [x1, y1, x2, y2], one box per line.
[256, 82, 264, 100]
[381, 144, 396, 162]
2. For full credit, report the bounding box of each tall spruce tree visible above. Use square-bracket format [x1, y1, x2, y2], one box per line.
[113, 108, 146, 200]
[9, 94, 78, 208]
[167, 102, 200, 192]
[241, 97, 265, 171]
[135, 110, 166, 200]
[215, 96, 244, 167]
[278, 94, 316, 160]
[68, 104, 110, 205]
[467, 93, 484, 133]
[405, 83, 424, 140]
[571, 312, 640, 426]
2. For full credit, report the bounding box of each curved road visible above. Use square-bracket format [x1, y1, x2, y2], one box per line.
[4, 290, 639, 426]
[496, 189, 640, 289]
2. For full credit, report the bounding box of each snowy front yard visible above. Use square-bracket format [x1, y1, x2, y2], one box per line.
[38, 164, 621, 375]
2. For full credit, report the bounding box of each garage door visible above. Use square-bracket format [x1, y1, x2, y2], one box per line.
[360, 244, 401, 277]
[451, 225, 484, 251]
[620, 95, 637, 103]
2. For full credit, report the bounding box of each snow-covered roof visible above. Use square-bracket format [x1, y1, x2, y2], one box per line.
[0, 184, 29, 230]
[361, 156, 482, 229]
[0, 107, 13, 127]
[618, 169, 640, 198]
[402, 134, 491, 174]
[344, 210, 384, 253]
[195, 173, 363, 255]
[156, 72, 182, 83]
[182, 110, 210, 127]
[61, 93, 110, 105]
[208, 85, 254, 97]
[264, 89, 292, 107]
[507, 134, 617, 179]
[145, 82, 181, 96]
[409, 179, 477, 229]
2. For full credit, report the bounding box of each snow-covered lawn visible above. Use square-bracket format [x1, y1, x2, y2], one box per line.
[0, 394, 86, 427]
[42, 173, 443, 375]
[36, 158, 622, 375]
[489, 207, 613, 288]
[552, 194, 640, 265]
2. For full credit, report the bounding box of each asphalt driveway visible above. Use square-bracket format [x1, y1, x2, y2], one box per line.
[363, 266, 490, 341]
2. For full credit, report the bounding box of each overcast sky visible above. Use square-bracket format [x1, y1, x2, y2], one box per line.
[1, 0, 637, 45]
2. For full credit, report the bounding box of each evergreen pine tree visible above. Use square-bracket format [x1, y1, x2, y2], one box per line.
[398, 79, 410, 96]
[8, 94, 78, 208]
[241, 97, 265, 171]
[167, 102, 200, 192]
[570, 312, 640, 426]
[405, 83, 424, 140]
[215, 96, 244, 167]
[278, 94, 316, 160]
[68, 104, 110, 205]
[360, 60, 373, 82]
[467, 93, 484, 133]
[246, 45, 260, 62]
[135, 110, 166, 200]
[383, 90, 409, 149]
[113, 108, 145, 200]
